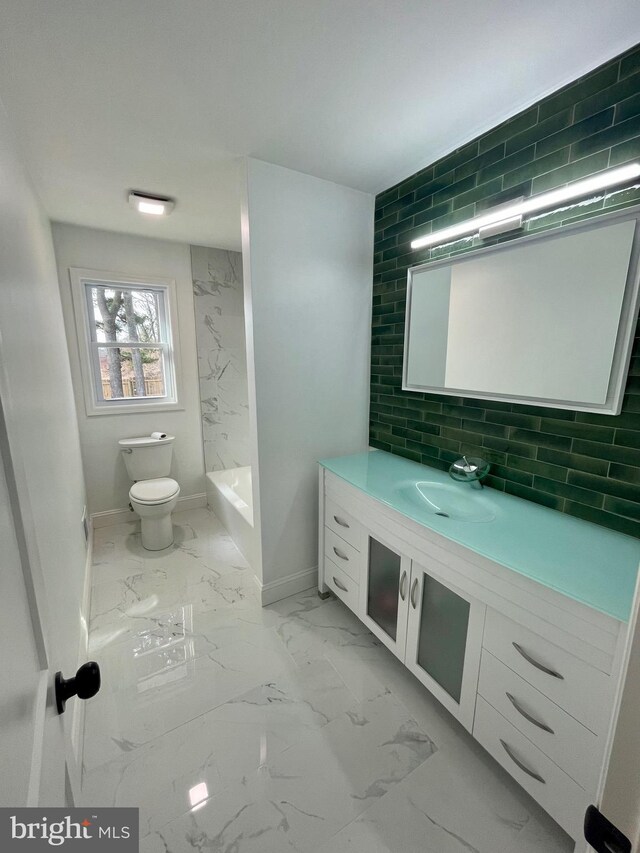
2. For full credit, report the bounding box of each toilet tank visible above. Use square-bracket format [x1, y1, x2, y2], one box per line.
[118, 435, 175, 480]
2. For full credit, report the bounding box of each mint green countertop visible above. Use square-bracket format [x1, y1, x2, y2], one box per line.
[320, 450, 640, 622]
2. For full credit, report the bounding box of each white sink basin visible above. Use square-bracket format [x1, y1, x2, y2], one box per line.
[395, 481, 497, 523]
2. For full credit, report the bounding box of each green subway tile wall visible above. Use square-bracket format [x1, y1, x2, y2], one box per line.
[371, 43, 640, 539]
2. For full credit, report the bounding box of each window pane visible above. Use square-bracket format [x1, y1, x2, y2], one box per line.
[98, 347, 166, 400]
[89, 286, 161, 344]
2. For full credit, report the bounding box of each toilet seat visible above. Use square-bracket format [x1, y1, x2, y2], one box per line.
[130, 477, 180, 505]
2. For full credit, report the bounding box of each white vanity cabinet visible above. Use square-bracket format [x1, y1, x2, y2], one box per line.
[318, 462, 637, 846]
[328, 512, 485, 731]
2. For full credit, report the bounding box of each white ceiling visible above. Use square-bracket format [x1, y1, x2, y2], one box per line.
[0, 1, 639, 250]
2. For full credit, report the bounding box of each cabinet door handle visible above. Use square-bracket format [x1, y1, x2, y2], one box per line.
[333, 576, 348, 592]
[512, 642, 564, 680]
[506, 692, 555, 734]
[399, 570, 408, 601]
[500, 739, 546, 784]
[410, 578, 419, 609]
[333, 546, 348, 561]
[333, 515, 350, 529]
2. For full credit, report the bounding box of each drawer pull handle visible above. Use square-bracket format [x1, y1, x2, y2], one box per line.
[506, 693, 555, 734]
[333, 546, 349, 561]
[399, 570, 408, 601]
[500, 739, 546, 784]
[333, 576, 348, 592]
[512, 642, 564, 680]
[333, 515, 350, 529]
[410, 577, 419, 609]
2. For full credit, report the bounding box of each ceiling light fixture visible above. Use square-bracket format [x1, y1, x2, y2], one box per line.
[410, 162, 640, 251]
[128, 191, 175, 216]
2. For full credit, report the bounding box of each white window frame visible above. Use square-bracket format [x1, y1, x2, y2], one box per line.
[69, 268, 184, 416]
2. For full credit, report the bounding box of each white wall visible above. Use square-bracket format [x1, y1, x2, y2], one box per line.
[242, 158, 373, 596]
[0, 101, 87, 716]
[52, 224, 205, 514]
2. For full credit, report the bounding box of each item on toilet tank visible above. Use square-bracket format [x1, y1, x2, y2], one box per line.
[150, 431, 167, 440]
[118, 434, 180, 550]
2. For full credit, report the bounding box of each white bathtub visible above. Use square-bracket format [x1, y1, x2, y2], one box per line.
[206, 466, 258, 569]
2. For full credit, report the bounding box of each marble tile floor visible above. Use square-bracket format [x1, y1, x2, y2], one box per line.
[81, 506, 574, 853]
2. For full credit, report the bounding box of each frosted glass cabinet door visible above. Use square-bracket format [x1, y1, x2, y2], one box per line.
[360, 535, 410, 659]
[405, 562, 485, 731]
[418, 573, 469, 702]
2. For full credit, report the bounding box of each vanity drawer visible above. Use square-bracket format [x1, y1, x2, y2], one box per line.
[474, 697, 588, 840]
[325, 497, 362, 551]
[478, 650, 600, 789]
[324, 558, 359, 613]
[483, 608, 612, 734]
[324, 526, 362, 582]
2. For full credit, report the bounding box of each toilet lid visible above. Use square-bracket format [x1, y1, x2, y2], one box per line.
[130, 477, 180, 504]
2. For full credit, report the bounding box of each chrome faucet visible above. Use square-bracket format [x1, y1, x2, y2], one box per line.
[449, 455, 490, 489]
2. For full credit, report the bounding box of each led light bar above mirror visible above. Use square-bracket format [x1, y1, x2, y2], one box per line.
[410, 163, 640, 251]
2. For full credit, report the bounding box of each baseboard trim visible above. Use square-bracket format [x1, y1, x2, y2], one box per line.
[91, 492, 207, 528]
[175, 492, 208, 512]
[253, 566, 318, 606]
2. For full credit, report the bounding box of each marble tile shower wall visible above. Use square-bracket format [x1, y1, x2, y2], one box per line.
[371, 43, 640, 538]
[191, 246, 250, 472]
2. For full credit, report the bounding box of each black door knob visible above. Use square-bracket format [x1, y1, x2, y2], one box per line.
[55, 661, 101, 714]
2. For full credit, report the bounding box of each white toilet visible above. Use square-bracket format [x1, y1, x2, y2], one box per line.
[118, 435, 181, 550]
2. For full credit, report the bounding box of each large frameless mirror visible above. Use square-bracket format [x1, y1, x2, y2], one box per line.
[403, 209, 640, 414]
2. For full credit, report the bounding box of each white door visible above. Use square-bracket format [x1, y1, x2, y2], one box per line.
[0, 392, 78, 807]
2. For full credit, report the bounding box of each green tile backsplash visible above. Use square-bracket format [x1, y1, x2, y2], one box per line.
[370, 43, 640, 539]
